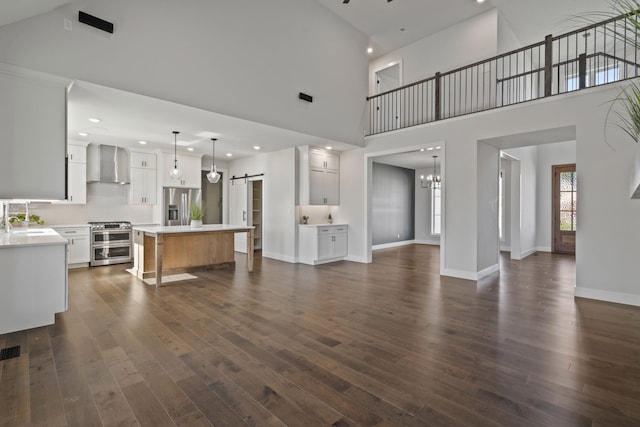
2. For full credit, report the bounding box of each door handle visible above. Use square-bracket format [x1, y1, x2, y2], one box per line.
[243, 210, 247, 222]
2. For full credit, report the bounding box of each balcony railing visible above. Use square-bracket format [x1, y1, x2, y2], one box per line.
[366, 13, 640, 136]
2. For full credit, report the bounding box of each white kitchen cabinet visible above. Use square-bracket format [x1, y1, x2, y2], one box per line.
[298, 146, 340, 206]
[298, 224, 348, 265]
[130, 151, 156, 169]
[0, 64, 67, 200]
[53, 226, 90, 267]
[61, 143, 87, 204]
[129, 152, 157, 205]
[163, 153, 202, 188]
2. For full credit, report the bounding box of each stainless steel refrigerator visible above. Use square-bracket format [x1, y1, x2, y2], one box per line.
[164, 187, 202, 226]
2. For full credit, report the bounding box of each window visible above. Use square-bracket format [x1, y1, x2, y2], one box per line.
[566, 66, 620, 92]
[431, 187, 441, 235]
[559, 171, 577, 231]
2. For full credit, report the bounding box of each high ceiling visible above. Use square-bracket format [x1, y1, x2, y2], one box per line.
[0, 0, 611, 166]
[313, 0, 610, 58]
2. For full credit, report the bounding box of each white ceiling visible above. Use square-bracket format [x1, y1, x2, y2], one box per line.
[373, 146, 442, 170]
[313, 0, 610, 58]
[68, 81, 351, 160]
[1, 0, 608, 164]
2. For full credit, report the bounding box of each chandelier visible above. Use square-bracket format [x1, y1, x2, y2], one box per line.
[421, 155, 441, 189]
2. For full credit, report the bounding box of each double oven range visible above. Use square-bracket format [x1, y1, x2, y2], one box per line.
[89, 221, 133, 266]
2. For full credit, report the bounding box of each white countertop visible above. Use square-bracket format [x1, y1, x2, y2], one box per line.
[298, 223, 347, 227]
[0, 228, 68, 248]
[133, 224, 254, 235]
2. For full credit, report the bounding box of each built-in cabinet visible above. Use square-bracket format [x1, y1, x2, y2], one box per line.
[252, 180, 262, 250]
[0, 64, 67, 200]
[53, 225, 90, 267]
[66, 143, 87, 204]
[298, 146, 340, 205]
[163, 153, 202, 188]
[129, 151, 157, 205]
[298, 224, 347, 265]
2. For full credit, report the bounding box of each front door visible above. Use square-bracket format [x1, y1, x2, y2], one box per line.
[552, 164, 577, 254]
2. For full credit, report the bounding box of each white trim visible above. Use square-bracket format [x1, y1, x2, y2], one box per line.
[442, 263, 499, 281]
[478, 263, 500, 279]
[500, 245, 511, 251]
[575, 287, 640, 307]
[536, 246, 552, 253]
[345, 254, 369, 263]
[415, 239, 440, 246]
[511, 248, 536, 260]
[262, 251, 296, 264]
[441, 268, 478, 281]
[372, 240, 415, 250]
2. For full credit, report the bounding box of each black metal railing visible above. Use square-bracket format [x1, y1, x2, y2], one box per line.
[366, 13, 640, 136]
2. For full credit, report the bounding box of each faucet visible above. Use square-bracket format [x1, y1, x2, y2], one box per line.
[1, 201, 27, 232]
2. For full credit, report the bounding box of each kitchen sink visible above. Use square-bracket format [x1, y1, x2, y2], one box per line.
[10, 228, 55, 236]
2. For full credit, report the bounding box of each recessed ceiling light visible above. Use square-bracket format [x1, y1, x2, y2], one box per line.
[427, 147, 434, 151]
[226, 153, 233, 157]
[326, 146, 333, 150]
[138, 140, 147, 145]
[253, 146, 261, 150]
[435, 146, 441, 149]
[88, 117, 101, 123]
[78, 132, 89, 137]
[367, 47, 373, 54]
[420, 148, 425, 152]
[477, 0, 485, 3]
[187, 147, 194, 152]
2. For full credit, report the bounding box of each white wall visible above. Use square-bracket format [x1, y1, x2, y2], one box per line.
[477, 143, 500, 273]
[504, 146, 538, 259]
[0, 0, 368, 145]
[369, 10, 498, 94]
[497, 11, 521, 53]
[500, 157, 512, 250]
[535, 141, 576, 251]
[343, 83, 640, 305]
[228, 148, 297, 263]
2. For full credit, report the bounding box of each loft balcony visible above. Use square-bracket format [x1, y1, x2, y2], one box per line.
[366, 13, 640, 136]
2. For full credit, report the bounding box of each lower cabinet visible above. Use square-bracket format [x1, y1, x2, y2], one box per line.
[53, 226, 90, 267]
[298, 224, 348, 265]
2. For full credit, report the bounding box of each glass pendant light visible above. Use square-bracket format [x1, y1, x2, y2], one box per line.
[168, 131, 183, 180]
[206, 138, 221, 184]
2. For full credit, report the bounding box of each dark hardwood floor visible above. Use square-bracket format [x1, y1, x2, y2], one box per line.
[1, 245, 639, 426]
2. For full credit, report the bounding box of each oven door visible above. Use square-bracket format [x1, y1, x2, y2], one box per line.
[91, 244, 132, 266]
[92, 231, 131, 245]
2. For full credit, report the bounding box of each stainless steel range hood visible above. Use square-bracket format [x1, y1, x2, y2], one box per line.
[86, 144, 130, 184]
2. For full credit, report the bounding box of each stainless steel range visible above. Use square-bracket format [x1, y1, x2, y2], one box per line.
[89, 221, 133, 266]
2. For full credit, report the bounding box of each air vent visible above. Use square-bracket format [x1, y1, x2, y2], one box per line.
[0, 345, 21, 361]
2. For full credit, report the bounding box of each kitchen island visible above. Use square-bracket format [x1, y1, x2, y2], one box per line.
[0, 228, 68, 334]
[131, 224, 254, 287]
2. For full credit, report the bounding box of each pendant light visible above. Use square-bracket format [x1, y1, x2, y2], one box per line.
[206, 138, 221, 184]
[168, 131, 183, 180]
[421, 155, 441, 189]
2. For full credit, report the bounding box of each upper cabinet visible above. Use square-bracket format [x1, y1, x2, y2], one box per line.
[0, 64, 68, 200]
[162, 153, 202, 188]
[298, 146, 340, 206]
[128, 150, 157, 205]
[66, 143, 87, 204]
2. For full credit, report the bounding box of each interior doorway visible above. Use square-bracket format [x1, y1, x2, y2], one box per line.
[231, 177, 263, 253]
[552, 164, 577, 254]
[201, 170, 223, 224]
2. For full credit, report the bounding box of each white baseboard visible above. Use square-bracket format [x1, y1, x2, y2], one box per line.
[511, 248, 537, 260]
[442, 263, 499, 281]
[441, 268, 478, 281]
[536, 246, 552, 253]
[574, 287, 640, 307]
[262, 251, 296, 264]
[372, 240, 415, 250]
[477, 263, 500, 279]
[345, 254, 369, 263]
[414, 239, 440, 246]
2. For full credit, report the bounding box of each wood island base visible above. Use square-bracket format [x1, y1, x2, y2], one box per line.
[131, 225, 254, 287]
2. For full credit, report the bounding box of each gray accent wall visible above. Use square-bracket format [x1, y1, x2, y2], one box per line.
[372, 162, 415, 245]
